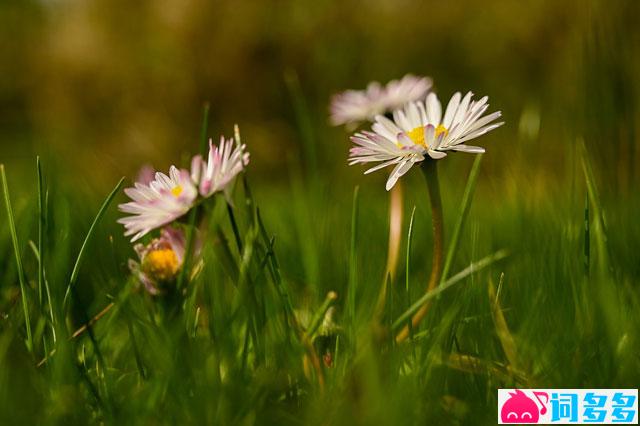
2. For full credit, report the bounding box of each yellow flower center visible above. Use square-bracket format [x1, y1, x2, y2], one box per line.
[143, 248, 179, 282]
[435, 124, 448, 138]
[406, 127, 426, 146]
[405, 125, 448, 148]
[171, 185, 183, 197]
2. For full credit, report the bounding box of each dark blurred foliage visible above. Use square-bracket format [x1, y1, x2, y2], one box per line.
[0, 0, 638, 194]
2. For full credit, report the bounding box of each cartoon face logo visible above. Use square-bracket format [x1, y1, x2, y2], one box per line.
[500, 390, 548, 423]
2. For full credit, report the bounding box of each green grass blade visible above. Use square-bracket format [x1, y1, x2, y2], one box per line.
[1, 164, 33, 353]
[441, 154, 483, 283]
[392, 249, 509, 331]
[284, 70, 317, 179]
[584, 193, 590, 275]
[488, 273, 520, 371]
[63, 177, 125, 309]
[242, 174, 255, 224]
[178, 105, 211, 291]
[256, 209, 294, 316]
[226, 201, 243, 254]
[37, 156, 45, 306]
[579, 138, 610, 274]
[177, 207, 198, 292]
[198, 102, 211, 156]
[28, 240, 39, 261]
[306, 291, 338, 340]
[287, 161, 320, 290]
[211, 226, 240, 282]
[405, 206, 417, 337]
[125, 315, 147, 380]
[236, 226, 263, 363]
[36, 157, 56, 342]
[178, 103, 211, 296]
[405, 206, 417, 297]
[347, 186, 359, 342]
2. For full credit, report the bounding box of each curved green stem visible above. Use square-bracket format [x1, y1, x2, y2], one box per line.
[395, 161, 444, 343]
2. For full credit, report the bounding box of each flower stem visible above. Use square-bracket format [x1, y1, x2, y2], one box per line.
[373, 180, 404, 319]
[386, 180, 404, 282]
[395, 161, 444, 343]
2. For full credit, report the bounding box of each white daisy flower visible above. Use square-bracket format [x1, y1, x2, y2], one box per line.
[191, 135, 250, 199]
[330, 74, 432, 126]
[349, 91, 503, 190]
[118, 166, 198, 242]
[128, 227, 187, 295]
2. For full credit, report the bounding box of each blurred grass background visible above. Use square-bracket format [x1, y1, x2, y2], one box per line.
[1, 0, 639, 424]
[2, 0, 638, 186]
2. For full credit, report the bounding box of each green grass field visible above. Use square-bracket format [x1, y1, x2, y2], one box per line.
[1, 122, 638, 425]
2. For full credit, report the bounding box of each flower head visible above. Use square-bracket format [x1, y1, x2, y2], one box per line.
[349, 91, 503, 190]
[118, 166, 197, 242]
[129, 227, 186, 295]
[191, 135, 250, 199]
[330, 74, 432, 127]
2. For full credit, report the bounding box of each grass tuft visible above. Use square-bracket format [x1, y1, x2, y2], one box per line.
[1, 164, 33, 353]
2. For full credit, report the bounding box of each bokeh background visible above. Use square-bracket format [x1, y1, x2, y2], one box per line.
[2, 0, 638, 187]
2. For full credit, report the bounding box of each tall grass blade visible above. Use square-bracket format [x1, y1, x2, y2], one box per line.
[405, 206, 417, 338]
[579, 138, 610, 273]
[347, 186, 359, 344]
[441, 154, 483, 283]
[392, 249, 509, 331]
[37, 158, 56, 342]
[256, 209, 294, 317]
[306, 291, 338, 340]
[37, 156, 45, 305]
[63, 177, 125, 309]
[242, 174, 255, 223]
[227, 201, 243, 254]
[405, 206, 417, 300]
[584, 193, 590, 275]
[287, 160, 320, 290]
[212, 226, 239, 282]
[178, 104, 211, 291]
[284, 70, 317, 179]
[198, 102, 211, 155]
[1, 164, 33, 352]
[125, 314, 147, 380]
[488, 273, 520, 371]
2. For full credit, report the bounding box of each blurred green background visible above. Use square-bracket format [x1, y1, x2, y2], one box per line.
[1, 0, 639, 424]
[2, 0, 638, 188]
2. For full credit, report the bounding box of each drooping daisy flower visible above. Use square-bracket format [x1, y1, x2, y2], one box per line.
[128, 227, 186, 295]
[349, 91, 503, 190]
[191, 135, 250, 199]
[330, 74, 432, 126]
[118, 166, 198, 242]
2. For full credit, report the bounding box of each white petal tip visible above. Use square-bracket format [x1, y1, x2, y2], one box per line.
[428, 151, 447, 159]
